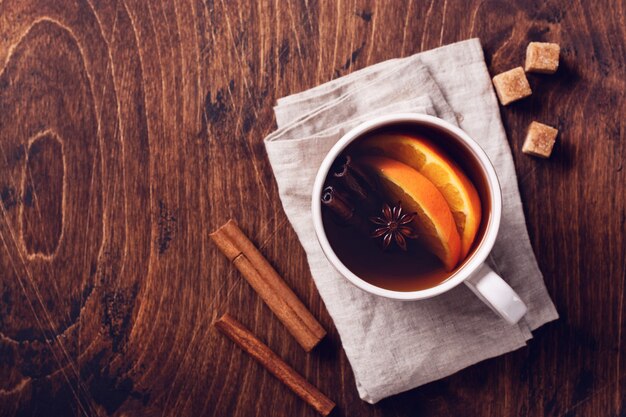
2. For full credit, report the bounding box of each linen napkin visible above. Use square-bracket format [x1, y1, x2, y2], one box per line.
[263, 39, 558, 403]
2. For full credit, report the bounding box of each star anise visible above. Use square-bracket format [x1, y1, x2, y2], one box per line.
[369, 202, 418, 251]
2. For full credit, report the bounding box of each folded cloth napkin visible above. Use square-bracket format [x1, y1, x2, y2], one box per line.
[263, 39, 558, 403]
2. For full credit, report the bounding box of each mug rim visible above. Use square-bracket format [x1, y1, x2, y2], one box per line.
[311, 113, 502, 300]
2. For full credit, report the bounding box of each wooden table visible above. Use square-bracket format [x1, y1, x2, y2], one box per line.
[0, 1, 624, 416]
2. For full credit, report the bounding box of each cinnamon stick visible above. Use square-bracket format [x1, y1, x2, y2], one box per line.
[214, 314, 335, 416]
[210, 220, 326, 352]
[321, 186, 371, 236]
[331, 154, 380, 211]
[321, 186, 355, 222]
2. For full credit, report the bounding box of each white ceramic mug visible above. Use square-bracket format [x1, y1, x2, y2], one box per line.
[311, 113, 527, 324]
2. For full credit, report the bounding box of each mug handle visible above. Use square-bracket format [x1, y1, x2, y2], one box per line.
[464, 263, 528, 324]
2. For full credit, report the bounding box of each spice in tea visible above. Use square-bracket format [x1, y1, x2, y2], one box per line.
[321, 125, 487, 292]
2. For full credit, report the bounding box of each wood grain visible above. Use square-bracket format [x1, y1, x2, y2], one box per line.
[0, 0, 624, 416]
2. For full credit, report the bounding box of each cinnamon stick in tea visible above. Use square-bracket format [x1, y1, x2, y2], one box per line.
[210, 220, 326, 352]
[331, 154, 380, 211]
[214, 314, 335, 416]
[321, 186, 371, 236]
[321, 186, 354, 221]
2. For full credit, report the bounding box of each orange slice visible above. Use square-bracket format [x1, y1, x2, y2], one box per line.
[359, 156, 461, 271]
[358, 133, 482, 259]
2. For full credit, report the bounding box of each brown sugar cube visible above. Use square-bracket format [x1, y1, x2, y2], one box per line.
[492, 67, 532, 105]
[525, 42, 560, 74]
[522, 122, 558, 158]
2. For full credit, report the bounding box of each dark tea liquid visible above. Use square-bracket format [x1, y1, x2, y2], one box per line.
[322, 123, 491, 292]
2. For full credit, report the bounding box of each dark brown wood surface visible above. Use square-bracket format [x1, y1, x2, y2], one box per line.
[0, 1, 624, 416]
